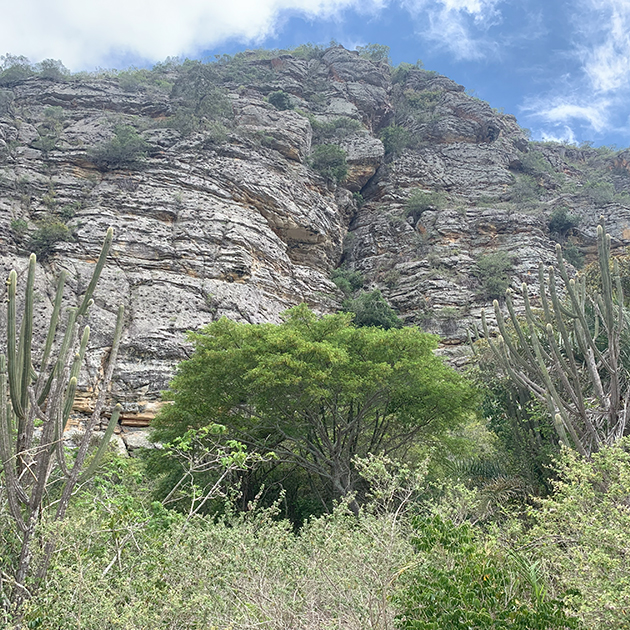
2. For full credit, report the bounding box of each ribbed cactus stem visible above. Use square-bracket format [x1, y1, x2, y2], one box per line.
[79, 404, 122, 483]
[61, 377, 77, 428]
[7, 270, 23, 420]
[77, 227, 113, 317]
[19, 254, 36, 416]
[40, 270, 66, 376]
[70, 327, 90, 382]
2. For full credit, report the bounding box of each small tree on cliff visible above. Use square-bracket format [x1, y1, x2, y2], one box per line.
[152, 305, 473, 513]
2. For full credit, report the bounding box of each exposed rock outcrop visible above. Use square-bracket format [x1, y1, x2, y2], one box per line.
[2, 46, 630, 425]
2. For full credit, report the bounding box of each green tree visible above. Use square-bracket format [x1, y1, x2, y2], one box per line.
[152, 305, 473, 513]
[356, 43, 391, 64]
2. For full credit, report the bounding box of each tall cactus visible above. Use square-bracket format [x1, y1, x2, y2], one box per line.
[0, 228, 124, 611]
[478, 216, 627, 456]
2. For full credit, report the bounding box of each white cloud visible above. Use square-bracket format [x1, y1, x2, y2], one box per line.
[404, 0, 504, 60]
[576, 0, 630, 92]
[539, 126, 577, 145]
[0, 0, 379, 70]
[521, 94, 612, 138]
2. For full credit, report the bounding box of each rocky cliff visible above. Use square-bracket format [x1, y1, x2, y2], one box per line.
[2, 46, 630, 426]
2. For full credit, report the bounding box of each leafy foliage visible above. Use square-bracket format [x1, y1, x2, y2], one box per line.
[356, 43, 391, 64]
[309, 144, 348, 182]
[341, 289, 403, 329]
[0, 54, 34, 86]
[331, 267, 364, 296]
[405, 189, 446, 220]
[89, 124, 149, 170]
[548, 207, 580, 241]
[394, 515, 580, 629]
[152, 305, 473, 511]
[380, 125, 410, 156]
[524, 439, 630, 629]
[267, 90, 293, 110]
[475, 252, 513, 300]
[28, 218, 72, 259]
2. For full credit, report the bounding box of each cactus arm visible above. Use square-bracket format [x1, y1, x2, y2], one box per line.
[19, 255, 36, 415]
[76, 227, 113, 317]
[79, 405, 122, 483]
[38, 270, 65, 382]
[56, 305, 124, 517]
[0, 355, 27, 532]
[7, 270, 24, 421]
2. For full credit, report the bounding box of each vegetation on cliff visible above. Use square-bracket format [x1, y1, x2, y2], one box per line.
[2, 44, 630, 629]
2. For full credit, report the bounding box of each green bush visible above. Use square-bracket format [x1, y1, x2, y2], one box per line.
[584, 180, 614, 205]
[563, 243, 585, 269]
[524, 439, 630, 629]
[0, 54, 34, 86]
[341, 290, 402, 329]
[267, 90, 293, 110]
[510, 174, 543, 204]
[475, 252, 513, 300]
[331, 267, 364, 296]
[394, 515, 580, 630]
[548, 207, 580, 240]
[355, 43, 391, 64]
[309, 144, 348, 183]
[171, 62, 233, 119]
[405, 189, 445, 220]
[391, 61, 424, 85]
[36, 58, 69, 81]
[380, 125, 409, 156]
[310, 116, 362, 142]
[89, 125, 149, 170]
[28, 219, 72, 259]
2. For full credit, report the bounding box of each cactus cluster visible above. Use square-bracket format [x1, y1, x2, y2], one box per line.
[0, 228, 123, 605]
[474, 217, 628, 456]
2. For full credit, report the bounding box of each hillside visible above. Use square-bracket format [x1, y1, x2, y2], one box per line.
[2, 45, 630, 424]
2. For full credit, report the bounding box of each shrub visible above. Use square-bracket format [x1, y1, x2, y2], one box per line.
[394, 515, 580, 630]
[36, 58, 69, 81]
[310, 116, 362, 142]
[380, 125, 409, 156]
[510, 174, 543, 204]
[309, 144, 348, 183]
[89, 125, 149, 170]
[356, 43, 391, 64]
[391, 61, 424, 85]
[563, 243, 585, 269]
[331, 267, 364, 296]
[10, 218, 28, 239]
[28, 219, 72, 259]
[267, 90, 293, 110]
[0, 54, 34, 86]
[405, 189, 445, 221]
[584, 180, 614, 205]
[341, 290, 402, 329]
[548, 207, 580, 240]
[475, 252, 513, 301]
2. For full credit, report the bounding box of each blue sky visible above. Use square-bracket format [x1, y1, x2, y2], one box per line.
[2, 0, 630, 147]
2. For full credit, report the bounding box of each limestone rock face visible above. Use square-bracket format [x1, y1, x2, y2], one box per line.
[1, 46, 629, 423]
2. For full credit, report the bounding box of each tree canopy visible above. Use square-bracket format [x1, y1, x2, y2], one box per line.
[152, 305, 474, 510]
